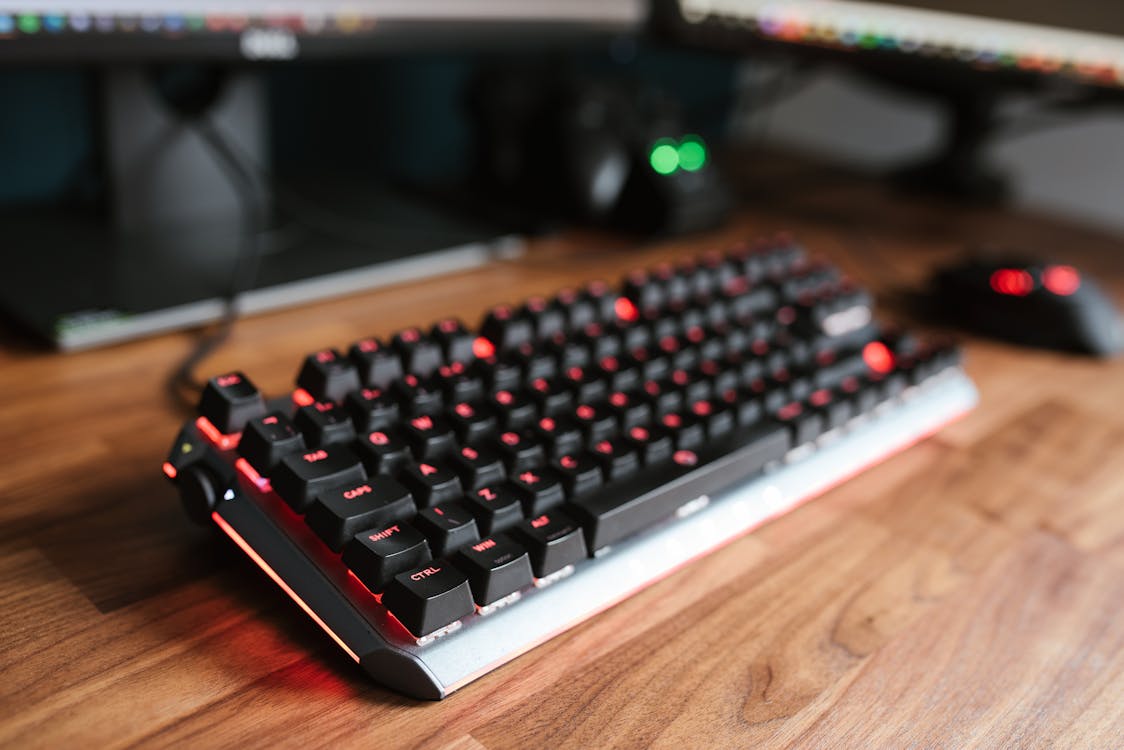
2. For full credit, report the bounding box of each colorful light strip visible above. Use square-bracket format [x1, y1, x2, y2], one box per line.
[680, 0, 1124, 88]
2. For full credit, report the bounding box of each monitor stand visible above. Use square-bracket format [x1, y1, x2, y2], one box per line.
[0, 67, 519, 351]
[890, 88, 1009, 205]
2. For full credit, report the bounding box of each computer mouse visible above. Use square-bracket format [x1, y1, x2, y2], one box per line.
[929, 256, 1123, 356]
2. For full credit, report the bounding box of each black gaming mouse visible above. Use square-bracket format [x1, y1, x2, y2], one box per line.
[929, 256, 1123, 356]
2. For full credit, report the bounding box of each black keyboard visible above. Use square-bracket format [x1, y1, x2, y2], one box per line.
[163, 236, 977, 699]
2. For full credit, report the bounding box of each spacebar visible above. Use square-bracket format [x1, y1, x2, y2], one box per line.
[570, 422, 792, 552]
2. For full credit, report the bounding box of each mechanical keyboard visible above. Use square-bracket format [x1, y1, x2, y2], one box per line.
[162, 236, 977, 699]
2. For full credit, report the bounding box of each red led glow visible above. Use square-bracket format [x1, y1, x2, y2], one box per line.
[211, 511, 360, 663]
[473, 337, 496, 359]
[1042, 265, 1081, 296]
[194, 416, 241, 451]
[235, 457, 270, 491]
[989, 269, 1034, 297]
[162, 461, 178, 479]
[292, 388, 315, 407]
[614, 297, 639, 323]
[862, 341, 895, 375]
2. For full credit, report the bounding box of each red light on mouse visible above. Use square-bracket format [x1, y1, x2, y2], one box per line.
[472, 337, 496, 359]
[614, 297, 639, 323]
[862, 341, 895, 375]
[989, 269, 1034, 297]
[1042, 265, 1081, 296]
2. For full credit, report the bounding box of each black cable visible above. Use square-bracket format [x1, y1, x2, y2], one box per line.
[166, 114, 268, 411]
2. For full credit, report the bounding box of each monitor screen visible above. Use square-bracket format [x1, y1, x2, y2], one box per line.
[0, 1, 646, 60]
[672, 0, 1124, 88]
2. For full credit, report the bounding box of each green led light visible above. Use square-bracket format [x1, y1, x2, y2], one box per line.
[649, 140, 680, 175]
[677, 136, 707, 172]
[17, 14, 40, 33]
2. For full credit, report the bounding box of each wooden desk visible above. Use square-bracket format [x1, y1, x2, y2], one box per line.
[3, 171, 1123, 748]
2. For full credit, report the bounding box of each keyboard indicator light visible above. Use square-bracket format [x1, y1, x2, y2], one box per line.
[473, 337, 496, 359]
[234, 457, 270, 491]
[162, 461, 178, 479]
[862, 341, 895, 375]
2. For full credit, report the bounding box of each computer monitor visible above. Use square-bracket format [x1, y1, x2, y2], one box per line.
[658, 1, 1124, 200]
[0, 2, 646, 350]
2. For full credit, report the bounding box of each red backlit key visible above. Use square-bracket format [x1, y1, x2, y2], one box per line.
[356, 429, 412, 476]
[392, 327, 444, 378]
[463, 483, 524, 535]
[382, 561, 475, 637]
[430, 318, 476, 364]
[414, 501, 480, 556]
[399, 461, 463, 507]
[348, 338, 403, 389]
[513, 510, 588, 577]
[343, 523, 432, 591]
[448, 400, 499, 444]
[305, 476, 416, 552]
[479, 305, 534, 352]
[294, 401, 357, 448]
[492, 431, 546, 473]
[401, 414, 458, 461]
[508, 467, 566, 515]
[552, 452, 604, 497]
[238, 412, 305, 472]
[451, 444, 507, 490]
[272, 445, 367, 512]
[345, 387, 400, 431]
[297, 349, 361, 404]
[198, 371, 266, 434]
[454, 534, 533, 606]
[590, 437, 640, 481]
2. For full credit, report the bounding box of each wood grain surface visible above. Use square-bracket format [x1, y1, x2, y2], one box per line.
[2, 164, 1123, 749]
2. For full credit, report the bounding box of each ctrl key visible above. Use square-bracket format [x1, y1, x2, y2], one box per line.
[382, 562, 475, 638]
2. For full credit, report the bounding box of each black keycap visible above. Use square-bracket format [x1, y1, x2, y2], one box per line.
[272, 445, 367, 512]
[775, 401, 824, 445]
[448, 401, 498, 444]
[575, 322, 621, 361]
[431, 318, 476, 364]
[435, 363, 485, 403]
[607, 390, 652, 430]
[399, 461, 463, 507]
[392, 374, 444, 416]
[513, 510, 588, 577]
[297, 349, 361, 404]
[490, 389, 538, 431]
[690, 398, 736, 439]
[570, 422, 791, 551]
[622, 269, 664, 313]
[553, 452, 603, 497]
[555, 287, 596, 329]
[355, 428, 413, 476]
[414, 501, 480, 556]
[582, 280, 617, 323]
[597, 353, 641, 392]
[345, 387, 400, 431]
[343, 523, 432, 592]
[463, 483, 524, 535]
[479, 304, 533, 352]
[641, 378, 684, 417]
[494, 430, 546, 473]
[401, 413, 458, 461]
[534, 415, 584, 458]
[455, 534, 534, 606]
[238, 412, 305, 472]
[528, 376, 574, 417]
[545, 333, 591, 371]
[382, 561, 475, 637]
[392, 327, 443, 378]
[305, 476, 416, 551]
[294, 401, 357, 448]
[198, 371, 266, 434]
[562, 365, 608, 403]
[509, 466, 567, 515]
[451, 444, 507, 490]
[478, 355, 523, 393]
[589, 437, 640, 481]
[623, 423, 675, 465]
[349, 338, 403, 389]
[573, 402, 618, 444]
[521, 296, 566, 340]
[660, 411, 705, 450]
